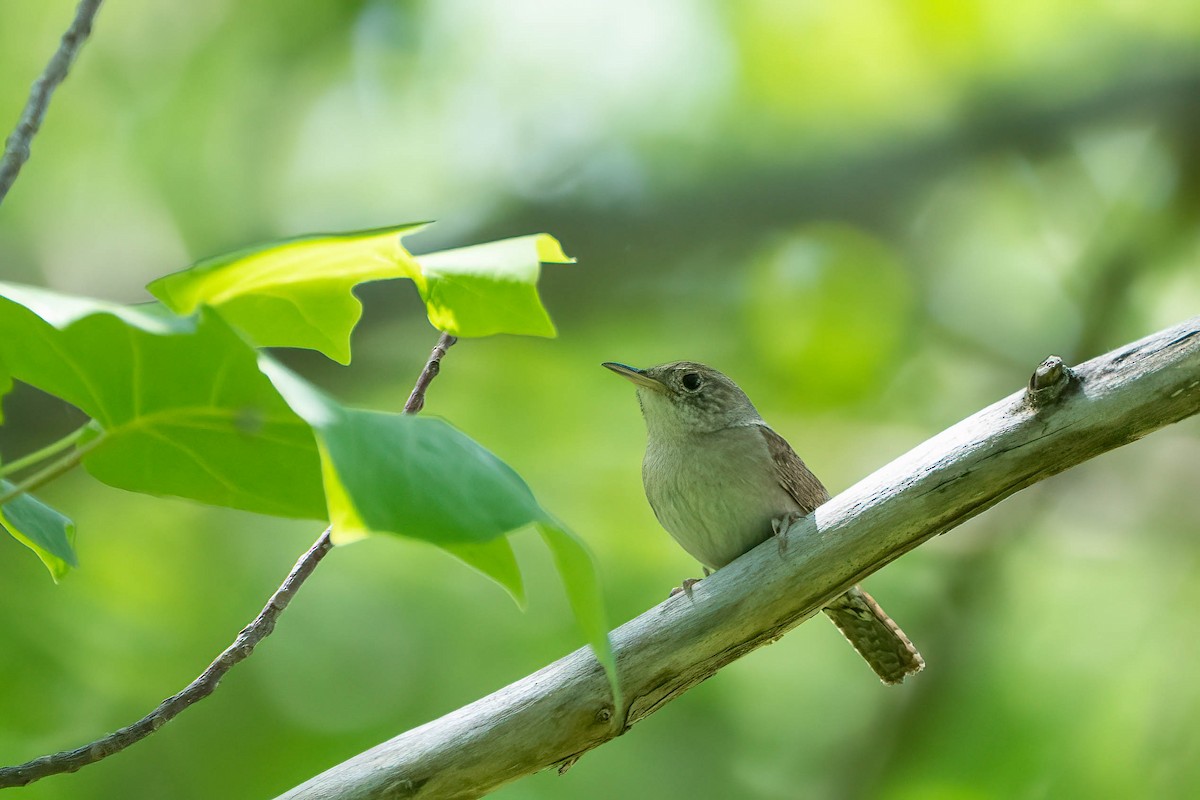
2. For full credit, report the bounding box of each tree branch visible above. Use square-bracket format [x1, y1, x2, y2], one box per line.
[405, 332, 457, 413]
[275, 316, 1200, 800]
[0, 0, 103, 207]
[0, 529, 335, 788]
[0, 330, 459, 788]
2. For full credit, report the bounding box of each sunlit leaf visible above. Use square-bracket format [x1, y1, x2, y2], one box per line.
[1, 479, 77, 581]
[148, 224, 427, 365]
[0, 283, 325, 518]
[147, 225, 574, 364]
[412, 234, 575, 338]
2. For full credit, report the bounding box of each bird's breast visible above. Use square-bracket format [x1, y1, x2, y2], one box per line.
[642, 425, 801, 570]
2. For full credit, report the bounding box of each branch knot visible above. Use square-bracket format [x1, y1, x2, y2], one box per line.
[1026, 355, 1074, 405]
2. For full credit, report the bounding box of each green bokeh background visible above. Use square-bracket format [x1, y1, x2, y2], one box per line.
[3, 1, 1200, 798]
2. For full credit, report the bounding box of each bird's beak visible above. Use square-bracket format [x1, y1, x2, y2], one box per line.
[602, 362, 666, 392]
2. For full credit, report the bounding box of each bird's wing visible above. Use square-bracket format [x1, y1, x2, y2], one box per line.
[757, 423, 831, 514]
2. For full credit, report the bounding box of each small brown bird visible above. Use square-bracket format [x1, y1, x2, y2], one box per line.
[605, 360, 923, 685]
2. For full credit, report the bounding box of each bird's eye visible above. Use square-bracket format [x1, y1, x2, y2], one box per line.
[681, 372, 702, 392]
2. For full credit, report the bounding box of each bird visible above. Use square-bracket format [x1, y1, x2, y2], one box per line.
[604, 360, 924, 685]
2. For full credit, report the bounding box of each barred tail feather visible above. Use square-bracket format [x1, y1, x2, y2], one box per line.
[822, 585, 924, 685]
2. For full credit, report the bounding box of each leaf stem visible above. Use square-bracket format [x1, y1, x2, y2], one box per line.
[0, 429, 104, 506]
[0, 423, 91, 480]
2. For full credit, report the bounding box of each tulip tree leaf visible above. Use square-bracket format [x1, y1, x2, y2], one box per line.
[441, 539, 527, 610]
[0, 283, 325, 518]
[147, 225, 573, 364]
[263, 358, 543, 544]
[1, 479, 77, 581]
[325, 411, 546, 545]
[148, 224, 427, 365]
[411, 233, 574, 338]
[263, 358, 614, 686]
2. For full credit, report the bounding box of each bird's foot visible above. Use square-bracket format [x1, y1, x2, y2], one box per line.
[772, 511, 804, 555]
[668, 577, 702, 599]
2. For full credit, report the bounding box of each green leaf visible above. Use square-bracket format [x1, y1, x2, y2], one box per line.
[0, 283, 325, 518]
[1, 479, 77, 581]
[411, 234, 574, 338]
[264, 359, 614, 690]
[443, 538, 527, 609]
[263, 358, 542, 544]
[538, 521, 619, 705]
[323, 411, 546, 544]
[147, 225, 574, 364]
[148, 224, 427, 365]
[266, 357, 533, 603]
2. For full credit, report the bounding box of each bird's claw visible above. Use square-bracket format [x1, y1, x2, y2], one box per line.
[668, 577, 702, 598]
[772, 511, 804, 555]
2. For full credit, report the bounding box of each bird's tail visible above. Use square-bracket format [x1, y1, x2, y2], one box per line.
[822, 585, 924, 685]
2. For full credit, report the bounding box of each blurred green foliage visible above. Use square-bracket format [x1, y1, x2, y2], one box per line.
[2, 1, 1199, 798]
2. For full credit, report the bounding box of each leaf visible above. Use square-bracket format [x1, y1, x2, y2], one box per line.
[263, 358, 542, 545]
[411, 234, 574, 338]
[264, 359, 615, 689]
[325, 411, 547, 544]
[443, 538, 527, 610]
[148, 224, 427, 365]
[0, 283, 325, 518]
[147, 225, 574, 363]
[319, 420, 528, 604]
[538, 521, 619, 705]
[1, 479, 77, 581]
[266, 357, 535, 603]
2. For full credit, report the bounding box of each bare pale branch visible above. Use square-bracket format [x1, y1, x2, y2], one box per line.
[276, 316, 1200, 800]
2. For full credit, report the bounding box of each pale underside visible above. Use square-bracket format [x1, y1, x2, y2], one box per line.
[642, 420, 822, 570]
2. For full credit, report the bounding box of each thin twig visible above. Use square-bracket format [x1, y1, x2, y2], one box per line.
[0, 530, 334, 788]
[404, 332, 458, 413]
[0, 331, 459, 788]
[0, 0, 104, 206]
